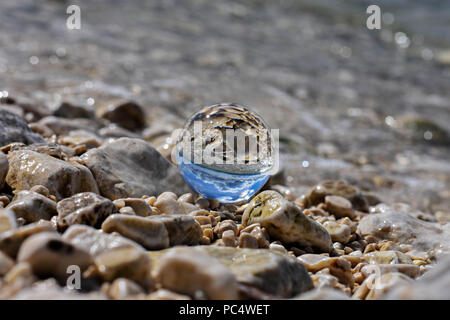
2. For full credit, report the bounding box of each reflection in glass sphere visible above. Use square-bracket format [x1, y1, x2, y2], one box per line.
[174, 103, 275, 203]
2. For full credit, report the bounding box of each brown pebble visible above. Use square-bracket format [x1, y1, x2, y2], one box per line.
[238, 232, 259, 249]
[325, 195, 356, 219]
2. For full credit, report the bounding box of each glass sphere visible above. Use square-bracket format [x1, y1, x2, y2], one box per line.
[174, 103, 275, 203]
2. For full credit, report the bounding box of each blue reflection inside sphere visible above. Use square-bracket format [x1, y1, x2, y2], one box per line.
[176, 153, 270, 203]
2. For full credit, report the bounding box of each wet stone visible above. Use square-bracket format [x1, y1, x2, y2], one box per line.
[113, 198, 153, 217]
[359, 272, 413, 300]
[56, 192, 118, 231]
[97, 100, 146, 131]
[361, 264, 420, 278]
[102, 214, 169, 250]
[0, 152, 8, 190]
[242, 190, 332, 252]
[358, 204, 450, 258]
[324, 195, 356, 219]
[149, 246, 313, 298]
[302, 180, 369, 212]
[297, 254, 354, 288]
[323, 221, 352, 244]
[17, 232, 93, 283]
[80, 138, 190, 200]
[0, 220, 55, 258]
[0, 109, 45, 147]
[7, 190, 56, 223]
[154, 192, 198, 214]
[154, 246, 238, 300]
[6, 150, 99, 201]
[62, 224, 146, 257]
[92, 246, 152, 286]
[383, 255, 450, 299]
[363, 250, 413, 265]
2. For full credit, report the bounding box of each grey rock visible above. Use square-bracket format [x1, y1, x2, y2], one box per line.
[243, 190, 333, 252]
[102, 214, 202, 250]
[62, 224, 146, 257]
[0, 109, 45, 147]
[149, 246, 314, 298]
[56, 192, 117, 230]
[7, 190, 57, 223]
[17, 232, 93, 282]
[38, 116, 100, 135]
[155, 246, 238, 299]
[80, 138, 190, 200]
[6, 150, 99, 201]
[358, 204, 450, 258]
[97, 100, 146, 131]
[384, 255, 450, 299]
[53, 102, 95, 119]
[0, 220, 56, 258]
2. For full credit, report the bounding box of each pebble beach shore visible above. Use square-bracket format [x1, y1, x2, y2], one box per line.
[0, 99, 449, 300]
[0, 0, 450, 300]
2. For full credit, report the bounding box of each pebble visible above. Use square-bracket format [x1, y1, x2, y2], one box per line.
[150, 246, 313, 298]
[358, 204, 450, 258]
[0, 152, 8, 189]
[97, 100, 146, 131]
[301, 180, 369, 212]
[323, 221, 352, 243]
[102, 214, 202, 249]
[242, 190, 332, 252]
[56, 192, 117, 230]
[383, 255, 450, 299]
[324, 195, 356, 219]
[91, 246, 152, 286]
[297, 254, 354, 288]
[154, 192, 198, 214]
[0, 209, 17, 233]
[214, 220, 238, 238]
[80, 138, 190, 200]
[113, 198, 153, 217]
[355, 272, 413, 300]
[361, 264, 420, 278]
[154, 246, 238, 299]
[53, 101, 95, 119]
[38, 116, 100, 135]
[17, 232, 93, 283]
[106, 278, 145, 299]
[59, 130, 103, 149]
[62, 225, 146, 257]
[363, 250, 413, 265]
[0, 109, 46, 147]
[6, 150, 99, 201]
[0, 220, 55, 258]
[7, 190, 56, 223]
[101, 214, 169, 250]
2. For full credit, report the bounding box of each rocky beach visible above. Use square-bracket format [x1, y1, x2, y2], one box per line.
[0, 0, 450, 300]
